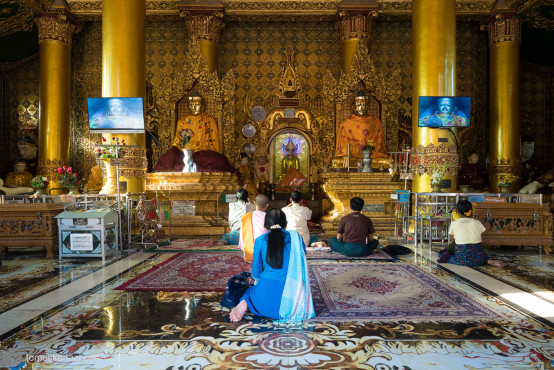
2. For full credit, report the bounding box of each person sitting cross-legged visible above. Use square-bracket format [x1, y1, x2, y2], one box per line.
[229, 208, 314, 323]
[219, 188, 255, 245]
[329, 197, 379, 257]
[239, 194, 270, 261]
[281, 190, 312, 248]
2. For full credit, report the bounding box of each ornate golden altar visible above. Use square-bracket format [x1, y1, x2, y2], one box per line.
[0, 203, 65, 258]
[146, 172, 239, 236]
[320, 172, 404, 237]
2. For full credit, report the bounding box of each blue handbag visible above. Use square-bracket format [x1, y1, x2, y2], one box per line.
[220, 271, 254, 309]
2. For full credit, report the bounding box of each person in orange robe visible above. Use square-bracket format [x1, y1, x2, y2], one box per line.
[172, 92, 220, 153]
[239, 194, 269, 261]
[334, 91, 388, 167]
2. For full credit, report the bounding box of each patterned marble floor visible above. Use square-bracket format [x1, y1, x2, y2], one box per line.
[0, 245, 553, 369]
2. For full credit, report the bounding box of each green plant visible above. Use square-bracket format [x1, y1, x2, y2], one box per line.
[30, 175, 49, 188]
[430, 162, 448, 185]
[498, 174, 518, 187]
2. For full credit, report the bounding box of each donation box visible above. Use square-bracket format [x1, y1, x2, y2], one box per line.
[56, 209, 118, 261]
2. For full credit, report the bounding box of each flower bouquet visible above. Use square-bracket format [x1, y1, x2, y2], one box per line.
[30, 175, 49, 188]
[498, 174, 518, 187]
[57, 166, 85, 188]
[362, 139, 376, 151]
[431, 162, 448, 185]
[96, 137, 126, 159]
[180, 128, 194, 147]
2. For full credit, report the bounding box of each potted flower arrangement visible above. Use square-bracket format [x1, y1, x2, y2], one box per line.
[180, 128, 194, 148]
[361, 139, 376, 172]
[498, 174, 518, 193]
[30, 175, 49, 196]
[57, 166, 85, 195]
[96, 137, 126, 159]
[430, 162, 447, 192]
[362, 139, 376, 151]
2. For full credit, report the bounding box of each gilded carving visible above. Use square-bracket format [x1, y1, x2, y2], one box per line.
[412, 143, 460, 176]
[180, 13, 225, 44]
[35, 9, 81, 46]
[487, 16, 521, 45]
[37, 158, 69, 182]
[487, 157, 521, 184]
[337, 14, 373, 42]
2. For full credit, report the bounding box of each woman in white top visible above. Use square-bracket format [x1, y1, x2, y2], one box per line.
[220, 188, 255, 245]
[281, 190, 312, 247]
[446, 200, 503, 267]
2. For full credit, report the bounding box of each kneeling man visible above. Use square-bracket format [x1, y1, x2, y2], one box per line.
[329, 197, 379, 257]
[239, 194, 269, 261]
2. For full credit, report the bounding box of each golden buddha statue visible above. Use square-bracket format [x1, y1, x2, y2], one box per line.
[85, 165, 103, 193]
[5, 159, 33, 188]
[333, 90, 389, 169]
[279, 140, 300, 182]
[239, 153, 258, 196]
[172, 91, 220, 153]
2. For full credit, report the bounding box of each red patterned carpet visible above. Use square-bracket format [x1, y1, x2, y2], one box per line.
[309, 263, 504, 322]
[115, 252, 251, 292]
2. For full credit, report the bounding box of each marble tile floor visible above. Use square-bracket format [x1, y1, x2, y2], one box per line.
[0, 245, 552, 369]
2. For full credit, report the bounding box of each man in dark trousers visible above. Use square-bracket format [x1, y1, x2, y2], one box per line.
[329, 197, 379, 257]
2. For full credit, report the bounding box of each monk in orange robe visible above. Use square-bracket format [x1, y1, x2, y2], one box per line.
[239, 194, 269, 261]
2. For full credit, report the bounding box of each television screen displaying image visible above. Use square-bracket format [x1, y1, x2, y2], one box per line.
[87, 97, 145, 133]
[418, 96, 470, 128]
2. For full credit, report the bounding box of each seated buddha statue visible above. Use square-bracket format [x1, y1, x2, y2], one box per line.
[279, 140, 300, 182]
[5, 159, 33, 188]
[333, 90, 388, 169]
[239, 153, 258, 196]
[171, 91, 220, 153]
[85, 165, 103, 193]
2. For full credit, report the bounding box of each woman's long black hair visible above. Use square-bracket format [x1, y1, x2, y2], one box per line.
[264, 208, 287, 269]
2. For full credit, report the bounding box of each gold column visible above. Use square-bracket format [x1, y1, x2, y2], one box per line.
[411, 0, 458, 193]
[179, 9, 225, 73]
[35, 8, 79, 189]
[102, 0, 147, 193]
[337, 10, 377, 73]
[485, 13, 521, 193]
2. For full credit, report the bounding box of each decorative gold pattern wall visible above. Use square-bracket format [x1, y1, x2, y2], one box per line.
[2, 59, 39, 178]
[2, 18, 522, 181]
[220, 21, 341, 165]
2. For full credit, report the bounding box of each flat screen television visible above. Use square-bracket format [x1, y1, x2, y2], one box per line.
[87, 97, 145, 133]
[418, 96, 470, 128]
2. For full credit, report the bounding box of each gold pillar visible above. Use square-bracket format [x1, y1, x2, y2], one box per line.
[337, 11, 376, 73]
[179, 9, 225, 73]
[102, 0, 147, 193]
[35, 8, 79, 189]
[411, 0, 458, 193]
[485, 14, 521, 193]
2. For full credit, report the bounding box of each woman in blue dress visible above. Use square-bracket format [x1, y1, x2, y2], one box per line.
[230, 208, 315, 323]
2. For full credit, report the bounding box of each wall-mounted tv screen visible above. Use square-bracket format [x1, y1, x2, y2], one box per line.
[87, 97, 145, 133]
[418, 96, 470, 128]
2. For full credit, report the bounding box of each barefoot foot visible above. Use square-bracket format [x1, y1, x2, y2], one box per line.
[230, 300, 248, 322]
[487, 259, 504, 267]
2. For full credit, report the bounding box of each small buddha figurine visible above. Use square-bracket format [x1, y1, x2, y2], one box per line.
[85, 165, 103, 193]
[239, 153, 258, 196]
[333, 90, 388, 169]
[17, 135, 38, 176]
[459, 151, 486, 190]
[5, 159, 33, 188]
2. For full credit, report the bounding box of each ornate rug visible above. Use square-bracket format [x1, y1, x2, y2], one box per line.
[473, 252, 554, 304]
[145, 238, 241, 253]
[115, 252, 251, 292]
[306, 247, 397, 261]
[309, 263, 504, 322]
